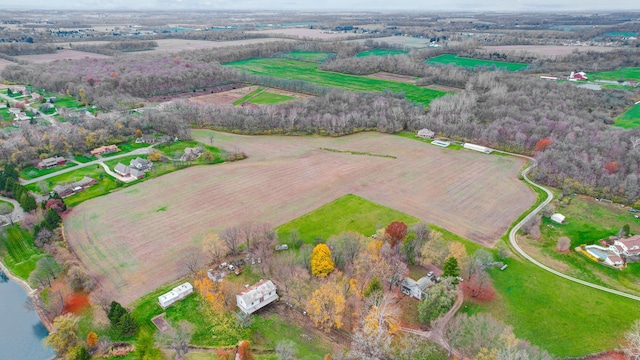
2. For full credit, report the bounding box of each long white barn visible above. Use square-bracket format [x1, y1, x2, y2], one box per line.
[463, 143, 492, 154]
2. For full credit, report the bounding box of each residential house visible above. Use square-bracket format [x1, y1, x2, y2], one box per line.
[130, 157, 152, 171]
[236, 279, 278, 314]
[52, 176, 97, 198]
[181, 147, 204, 161]
[90, 145, 120, 156]
[8, 108, 21, 116]
[114, 163, 145, 179]
[610, 235, 640, 258]
[135, 134, 156, 144]
[417, 129, 435, 139]
[401, 276, 433, 300]
[37, 156, 66, 169]
[158, 282, 193, 308]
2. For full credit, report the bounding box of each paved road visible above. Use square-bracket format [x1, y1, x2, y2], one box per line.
[497, 150, 640, 302]
[22, 147, 151, 185]
[0, 195, 25, 225]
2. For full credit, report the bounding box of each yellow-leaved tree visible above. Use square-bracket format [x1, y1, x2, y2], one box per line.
[306, 280, 346, 332]
[310, 243, 334, 277]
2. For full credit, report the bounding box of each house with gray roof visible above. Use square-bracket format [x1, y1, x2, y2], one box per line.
[130, 157, 152, 171]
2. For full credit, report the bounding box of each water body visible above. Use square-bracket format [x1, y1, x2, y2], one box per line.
[0, 270, 54, 360]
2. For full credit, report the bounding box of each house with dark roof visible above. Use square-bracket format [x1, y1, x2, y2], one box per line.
[52, 176, 97, 198]
[37, 156, 66, 169]
[236, 280, 278, 314]
[114, 163, 145, 179]
[401, 276, 433, 300]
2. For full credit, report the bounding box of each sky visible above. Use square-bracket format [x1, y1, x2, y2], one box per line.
[8, 0, 640, 11]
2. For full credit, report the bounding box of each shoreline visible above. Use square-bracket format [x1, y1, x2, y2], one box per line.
[0, 258, 54, 332]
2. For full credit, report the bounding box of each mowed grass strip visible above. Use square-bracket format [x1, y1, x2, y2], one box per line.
[427, 54, 529, 71]
[233, 86, 265, 106]
[615, 102, 640, 129]
[226, 58, 446, 105]
[0, 225, 49, 280]
[281, 50, 334, 62]
[247, 91, 296, 105]
[276, 194, 419, 244]
[356, 49, 408, 57]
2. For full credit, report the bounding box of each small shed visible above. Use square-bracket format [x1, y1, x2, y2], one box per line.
[550, 213, 565, 224]
[417, 129, 435, 139]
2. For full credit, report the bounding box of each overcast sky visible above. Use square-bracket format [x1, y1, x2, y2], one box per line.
[7, 0, 640, 11]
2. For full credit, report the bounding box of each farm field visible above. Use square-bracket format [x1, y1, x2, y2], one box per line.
[226, 58, 447, 105]
[427, 54, 529, 71]
[365, 72, 416, 83]
[0, 58, 14, 71]
[280, 50, 333, 62]
[349, 36, 431, 48]
[615, 102, 640, 128]
[247, 28, 361, 39]
[356, 49, 408, 57]
[246, 91, 295, 105]
[65, 130, 533, 304]
[590, 67, 640, 82]
[189, 86, 310, 106]
[14, 49, 111, 63]
[482, 45, 617, 57]
[150, 38, 293, 53]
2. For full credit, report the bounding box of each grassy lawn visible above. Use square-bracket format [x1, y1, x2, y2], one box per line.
[233, 87, 265, 106]
[226, 58, 447, 106]
[247, 91, 295, 105]
[275, 194, 419, 244]
[116, 141, 152, 153]
[19, 162, 77, 180]
[252, 315, 333, 359]
[50, 96, 83, 109]
[394, 131, 464, 150]
[281, 51, 333, 62]
[0, 225, 49, 280]
[356, 49, 408, 57]
[590, 67, 640, 82]
[614, 102, 640, 129]
[131, 280, 251, 348]
[154, 140, 225, 163]
[0, 200, 14, 214]
[0, 108, 12, 122]
[74, 155, 97, 163]
[426, 54, 529, 71]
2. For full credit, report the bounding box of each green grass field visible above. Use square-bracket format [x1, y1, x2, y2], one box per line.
[74, 155, 97, 163]
[590, 67, 640, 82]
[603, 32, 637, 37]
[281, 51, 334, 62]
[614, 102, 640, 129]
[356, 49, 409, 57]
[233, 87, 265, 106]
[0, 225, 49, 280]
[226, 58, 446, 106]
[252, 315, 333, 359]
[275, 194, 419, 243]
[19, 162, 77, 180]
[0, 108, 12, 122]
[247, 91, 295, 105]
[426, 54, 529, 71]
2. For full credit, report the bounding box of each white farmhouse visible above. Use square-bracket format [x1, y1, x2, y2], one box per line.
[158, 282, 193, 308]
[236, 279, 278, 314]
[610, 235, 640, 258]
[401, 276, 433, 300]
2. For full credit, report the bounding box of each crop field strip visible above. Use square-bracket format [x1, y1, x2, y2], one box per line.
[427, 54, 529, 71]
[356, 49, 409, 57]
[65, 131, 533, 304]
[225, 58, 447, 105]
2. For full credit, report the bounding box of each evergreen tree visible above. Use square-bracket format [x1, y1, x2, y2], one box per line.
[442, 256, 460, 282]
[44, 208, 62, 230]
[118, 313, 139, 337]
[108, 301, 127, 325]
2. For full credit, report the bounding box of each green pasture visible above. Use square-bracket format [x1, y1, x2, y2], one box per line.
[226, 58, 446, 106]
[74, 155, 97, 163]
[233, 87, 265, 106]
[0, 108, 12, 122]
[0, 225, 49, 280]
[247, 91, 295, 105]
[281, 51, 334, 62]
[590, 67, 640, 82]
[356, 49, 408, 57]
[19, 162, 77, 180]
[252, 315, 333, 359]
[603, 32, 637, 37]
[275, 194, 419, 243]
[426, 54, 529, 71]
[614, 103, 640, 129]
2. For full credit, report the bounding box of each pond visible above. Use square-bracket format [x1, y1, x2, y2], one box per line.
[0, 270, 55, 360]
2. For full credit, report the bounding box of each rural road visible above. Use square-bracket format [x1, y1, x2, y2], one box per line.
[22, 147, 151, 185]
[498, 150, 640, 302]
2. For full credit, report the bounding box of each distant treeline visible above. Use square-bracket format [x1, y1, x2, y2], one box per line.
[0, 42, 57, 56]
[70, 40, 159, 55]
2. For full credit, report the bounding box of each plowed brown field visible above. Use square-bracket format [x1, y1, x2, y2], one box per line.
[65, 131, 534, 304]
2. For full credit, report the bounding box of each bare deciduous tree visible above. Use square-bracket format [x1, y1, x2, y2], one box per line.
[220, 226, 241, 254]
[624, 319, 640, 360]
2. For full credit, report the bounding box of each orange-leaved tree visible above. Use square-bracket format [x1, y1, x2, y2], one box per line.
[386, 221, 407, 247]
[238, 340, 254, 360]
[310, 243, 334, 277]
[86, 331, 98, 348]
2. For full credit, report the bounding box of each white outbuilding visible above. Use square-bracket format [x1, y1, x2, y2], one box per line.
[463, 143, 492, 154]
[550, 213, 565, 224]
[158, 282, 194, 308]
[236, 279, 278, 314]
